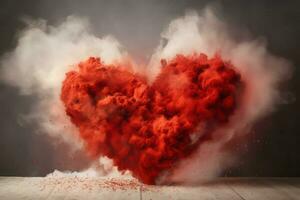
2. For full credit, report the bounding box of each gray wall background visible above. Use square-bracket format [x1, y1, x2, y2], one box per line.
[0, 0, 299, 177]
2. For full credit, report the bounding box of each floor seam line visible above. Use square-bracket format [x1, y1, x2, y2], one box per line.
[228, 185, 246, 200]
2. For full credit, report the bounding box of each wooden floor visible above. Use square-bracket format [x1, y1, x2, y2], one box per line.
[0, 177, 299, 200]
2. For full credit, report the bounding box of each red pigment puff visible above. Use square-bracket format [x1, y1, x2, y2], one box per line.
[61, 53, 242, 184]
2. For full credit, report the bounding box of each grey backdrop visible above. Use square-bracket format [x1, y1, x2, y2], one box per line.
[0, 0, 299, 177]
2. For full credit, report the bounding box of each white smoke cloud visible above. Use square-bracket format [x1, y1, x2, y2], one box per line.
[47, 156, 133, 179]
[0, 6, 291, 184]
[149, 8, 291, 184]
[1, 16, 127, 150]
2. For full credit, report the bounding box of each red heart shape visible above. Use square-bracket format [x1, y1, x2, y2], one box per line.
[61, 53, 242, 184]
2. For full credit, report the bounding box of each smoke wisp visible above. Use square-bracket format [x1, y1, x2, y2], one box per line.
[1, 16, 127, 150]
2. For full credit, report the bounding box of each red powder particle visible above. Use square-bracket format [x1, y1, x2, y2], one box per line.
[61, 53, 242, 184]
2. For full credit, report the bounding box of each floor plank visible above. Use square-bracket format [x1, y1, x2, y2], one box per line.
[142, 181, 242, 200]
[226, 178, 294, 200]
[0, 177, 298, 200]
[265, 178, 300, 200]
[0, 177, 60, 200]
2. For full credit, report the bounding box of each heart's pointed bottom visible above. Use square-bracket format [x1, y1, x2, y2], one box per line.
[61, 53, 243, 184]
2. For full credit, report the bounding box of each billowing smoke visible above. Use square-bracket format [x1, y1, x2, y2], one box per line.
[0, 6, 291, 185]
[61, 54, 242, 184]
[0, 16, 127, 150]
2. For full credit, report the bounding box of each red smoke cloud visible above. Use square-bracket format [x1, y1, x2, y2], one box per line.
[61, 54, 243, 184]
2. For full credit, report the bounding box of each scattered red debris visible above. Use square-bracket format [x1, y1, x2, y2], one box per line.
[38, 176, 156, 192]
